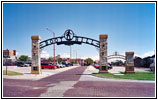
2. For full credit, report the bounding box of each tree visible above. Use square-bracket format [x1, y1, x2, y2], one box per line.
[134, 57, 142, 67]
[56, 58, 63, 63]
[71, 60, 77, 64]
[142, 57, 152, 68]
[48, 57, 53, 61]
[85, 58, 94, 65]
[19, 55, 28, 61]
[111, 60, 124, 66]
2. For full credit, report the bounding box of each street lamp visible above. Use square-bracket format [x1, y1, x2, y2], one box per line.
[73, 49, 79, 64]
[46, 27, 55, 64]
[70, 45, 72, 63]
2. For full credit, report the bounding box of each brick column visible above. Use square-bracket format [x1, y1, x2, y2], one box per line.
[125, 52, 135, 73]
[99, 34, 108, 73]
[31, 36, 41, 74]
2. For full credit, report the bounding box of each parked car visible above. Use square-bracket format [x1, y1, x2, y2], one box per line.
[55, 63, 62, 68]
[94, 64, 99, 69]
[62, 63, 69, 67]
[27, 62, 32, 66]
[16, 62, 25, 67]
[59, 63, 65, 68]
[4, 62, 15, 66]
[68, 63, 73, 66]
[54, 63, 60, 68]
[24, 63, 30, 67]
[108, 63, 112, 69]
[41, 63, 56, 69]
[70, 63, 73, 66]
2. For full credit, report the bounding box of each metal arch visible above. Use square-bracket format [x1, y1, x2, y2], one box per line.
[73, 36, 100, 48]
[107, 55, 125, 58]
[40, 36, 64, 49]
[108, 57, 126, 60]
[107, 55, 126, 60]
[40, 35, 100, 49]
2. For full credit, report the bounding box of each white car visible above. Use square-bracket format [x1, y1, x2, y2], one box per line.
[59, 64, 65, 68]
[24, 63, 30, 67]
[56, 63, 64, 68]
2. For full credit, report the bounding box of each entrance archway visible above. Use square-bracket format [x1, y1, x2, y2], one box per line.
[107, 51, 126, 60]
[31, 29, 135, 74]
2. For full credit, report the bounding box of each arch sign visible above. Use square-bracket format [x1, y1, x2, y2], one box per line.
[40, 29, 99, 49]
[31, 29, 135, 74]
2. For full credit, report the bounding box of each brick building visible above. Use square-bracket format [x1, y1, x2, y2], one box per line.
[3, 49, 16, 56]
[3, 49, 17, 65]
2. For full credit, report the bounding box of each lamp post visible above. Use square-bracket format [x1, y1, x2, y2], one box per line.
[46, 27, 55, 64]
[70, 45, 72, 63]
[73, 49, 79, 64]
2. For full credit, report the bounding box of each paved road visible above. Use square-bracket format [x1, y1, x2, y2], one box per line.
[3, 66, 155, 97]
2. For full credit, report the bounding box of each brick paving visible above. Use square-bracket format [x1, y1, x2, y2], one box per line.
[3, 66, 87, 97]
[3, 66, 155, 97]
[63, 81, 155, 97]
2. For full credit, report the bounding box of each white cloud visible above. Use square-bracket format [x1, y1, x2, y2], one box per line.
[41, 50, 50, 58]
[59, 53, 70, 58]
[81, 55, 99, 61]
[90, 56, 99, 61]
[135, 51, 155, 58]
[141, 51, 155, 58]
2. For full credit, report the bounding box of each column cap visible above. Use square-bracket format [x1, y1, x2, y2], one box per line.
[125, 52, 134, 55]
[31, 36, 41, 40]
[100, 34, 108, 39]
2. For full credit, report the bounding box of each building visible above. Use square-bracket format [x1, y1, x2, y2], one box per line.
[134, 56, 143, 67]
[3, 49, 16, 57]
[3, 49, 17, 65]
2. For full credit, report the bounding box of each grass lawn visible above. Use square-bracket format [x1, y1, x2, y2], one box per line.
[93, 72, 155, 81]
[3, 70, 24, 76]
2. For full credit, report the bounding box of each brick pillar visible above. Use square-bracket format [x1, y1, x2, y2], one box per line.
[125, 52, 135, 73]
[99, 34, 108, 73]
[31, 36, 41, 74]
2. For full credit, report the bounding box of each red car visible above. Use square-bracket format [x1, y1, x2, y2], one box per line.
[41, 63, 56, 69]
[94, 64, 99, 69]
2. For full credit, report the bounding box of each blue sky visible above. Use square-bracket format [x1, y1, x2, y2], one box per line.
[3, 3, 155, 60]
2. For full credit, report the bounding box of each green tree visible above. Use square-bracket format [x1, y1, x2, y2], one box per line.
[48, 57, 53, 61]
[71, 60, 76, 64]
[56, 58, 65, 64]
[19, 55, 28, 61]
[74, 60, 77, 64]
[85, 58, 94, 65]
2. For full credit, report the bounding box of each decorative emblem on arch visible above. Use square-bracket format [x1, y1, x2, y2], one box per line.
[64, 29, 74, 41]
[40, 29, 100, 49]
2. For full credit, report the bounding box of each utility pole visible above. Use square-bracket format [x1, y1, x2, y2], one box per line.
[46, 27, 55, 64]
[70, 45, 72, 63]
[76, 51, 77, 59]
[76, 51, 77, 64]
[73, 49, 78, 64]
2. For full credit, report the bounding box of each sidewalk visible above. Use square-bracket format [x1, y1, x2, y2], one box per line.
[3, 66, 80, 80]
